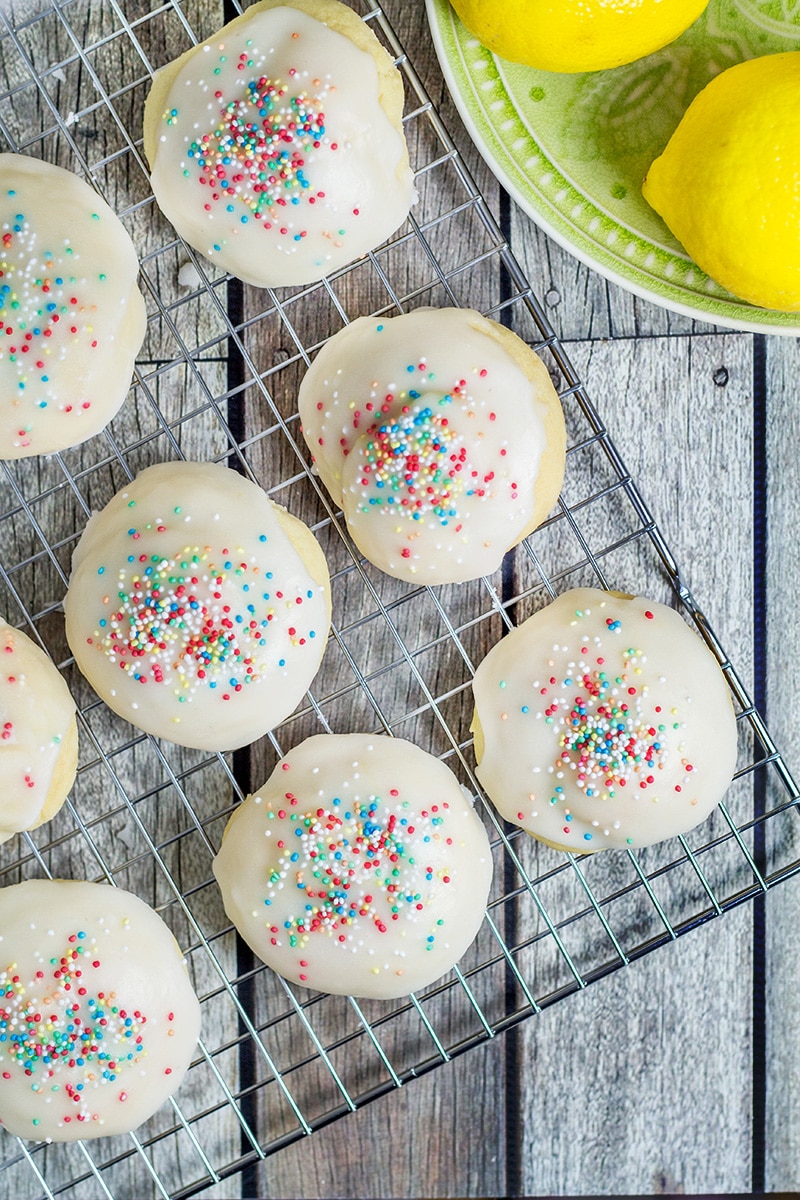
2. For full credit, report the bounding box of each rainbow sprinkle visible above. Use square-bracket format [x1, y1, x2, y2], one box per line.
[176, 64, 334, 243]
[0, 202, 103, 446]
[0, 933, 148, 1123]
[522, 610, 696, 842]
[359, 400, 463, 525]
[85, 524, 320, 704]
[551, 653, 671, 795]
[350, 365, 516, 537]
[263, 788, 453, 969]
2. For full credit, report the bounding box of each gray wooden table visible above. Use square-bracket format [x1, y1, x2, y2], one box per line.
[1, 1, 799, 1197]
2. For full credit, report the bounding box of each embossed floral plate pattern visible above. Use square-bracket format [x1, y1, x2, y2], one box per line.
[426, 0, 800, 333]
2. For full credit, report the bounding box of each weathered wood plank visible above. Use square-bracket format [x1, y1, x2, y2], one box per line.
[511, 332, 755, 1196]
[764, 333, 800, 1194]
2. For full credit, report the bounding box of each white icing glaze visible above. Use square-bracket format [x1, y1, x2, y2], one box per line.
[0, 154, 146, 459]
[0, 619, 77, 845]
[297, 308, 565, 583]
[146, 3, 414, 288]
[213, 733, 493, 998]
[64, 461, 331, 752]
[0, 879, 200, 1142]
[471, 588, 738, 852]
[0, 619, 76, 844]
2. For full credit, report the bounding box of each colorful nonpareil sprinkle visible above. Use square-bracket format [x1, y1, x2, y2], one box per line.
[359, 396, 463, 525]
[0, 933, 149, 1115]
[474, 589, 738, 853]
[214, 733, 494, 998]
[263, 788, 453, 962]
[83, 524, 320, 704]
[0, 619, 76, 842]
[516, 612, 696, 841]
[349, 365, 516, 529]
[0, 202, 104, 447]
[175, 65, 335, 244]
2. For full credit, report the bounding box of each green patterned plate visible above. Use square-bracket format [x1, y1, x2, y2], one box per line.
[425, 0, 800, 334]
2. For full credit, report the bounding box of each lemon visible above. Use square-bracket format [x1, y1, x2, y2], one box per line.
[643, 52, 800, 312]
[449, 0, 710, 74]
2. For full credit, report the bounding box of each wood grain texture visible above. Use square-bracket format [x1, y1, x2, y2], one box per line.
[764, 334, 800, 1195]
[513, 909, 753, 1197]
[512, 333, 755, 1197]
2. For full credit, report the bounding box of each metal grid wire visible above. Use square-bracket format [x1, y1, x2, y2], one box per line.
[0, 0, 799, 1196]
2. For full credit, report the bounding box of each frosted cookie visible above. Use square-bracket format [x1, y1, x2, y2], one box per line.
[0, 154, 146, 459]
[213, 733, 493, 998]
[0, 878, 201, 1141]
[143, 0, 415, 288]
[297, 307, 566, 583]
[471, 588, 738, 852]
[64, 460, 331, 751]
[0, 618, 77, 845]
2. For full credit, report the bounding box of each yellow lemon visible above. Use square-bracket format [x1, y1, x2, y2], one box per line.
[643, 52, 800, 312]
[449, 0, 710, 74]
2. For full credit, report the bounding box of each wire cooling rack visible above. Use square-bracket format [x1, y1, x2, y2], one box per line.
[1, 0, 799, 1197]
